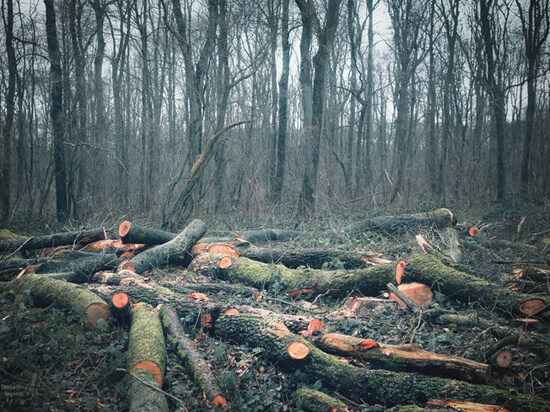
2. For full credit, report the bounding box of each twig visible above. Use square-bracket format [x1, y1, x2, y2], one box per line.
[387, 283, 419, 315]
[408, 308, 423, 345]
[260, 295, 328, 315]
[116, 368, 186, 408]
[4, 237, 31, 259]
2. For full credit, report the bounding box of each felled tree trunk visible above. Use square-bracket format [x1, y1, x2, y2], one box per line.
[188, 253, 394, 298]
[119, 221, 175, 245]
[127, 302, 166, 385]
[213, 313, 547, 410]
[292, 387, 348, 412]
[126, 369, 168, 412]
[125, 302, 167, 412]
[9, 273, 111, 329]
[160, 306, 227, 409]
[341, 208, 456, 236]
[121, 219, 206, 274]
[0, 228, 106, 252]
[238, 245, 368, 269]
[405, 254, 549, 317]
[311, 333, 490, 383]
[35, 251, 118, 283]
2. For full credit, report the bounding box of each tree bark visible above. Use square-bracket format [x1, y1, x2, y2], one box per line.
[292, 387, 348, 412]
[35, 251, 118, 283]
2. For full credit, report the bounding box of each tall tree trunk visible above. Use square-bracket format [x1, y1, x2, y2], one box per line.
[1, 0, 16, 225]
[426, 0, 437, 196]
[44, 0, 68, 221]
[69, 0, 87, 207]
[273, 0, 290, 203]
[363, 0, 374, 192]
[479, 0, 506, 201]
[214, 0, 230, 212]
[296, 0, 343, 215]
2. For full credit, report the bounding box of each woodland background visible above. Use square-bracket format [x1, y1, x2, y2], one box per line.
[0, 0, 549, 228]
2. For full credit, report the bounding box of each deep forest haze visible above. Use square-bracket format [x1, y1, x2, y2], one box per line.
[1, 0, 549, 228]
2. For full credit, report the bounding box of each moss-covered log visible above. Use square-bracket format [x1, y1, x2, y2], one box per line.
[405, 254, 549, 316]
[121, 219, 206, 274]
[8, 273, 111, 329]
[311, 333, 490, 383]
[213, 313, 549, 410]
[341, 208, 457, 236]
[188, 253, 394, 298]
[238, 245, 369, 269]
[34, 251, 118, 283]
[0, 228, 106, 253]
[292, 387, 349, 411]
[126, 368, 168, 412]
[160, 306, 227, 409]
[127, 302, 166, 388]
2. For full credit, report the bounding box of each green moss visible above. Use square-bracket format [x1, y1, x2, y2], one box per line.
[293, 387, 348, 411]
[128, 303, 166, 375]
[0, 229, 25, 240]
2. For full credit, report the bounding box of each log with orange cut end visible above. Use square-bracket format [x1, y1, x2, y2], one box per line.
[208, 244, 239, 258]
[495, 349, 513, 368]
[469, 226, 480, 237]
[127, 302, 165, 387]
[312, 333, 490, 383]
[189, 292, 210, 302]
[427, 399, 508, 412]
[389, 282, 433, 308]
[219, 256, 233, 269]
[287, 341, 310, 360]
[224, 307, 240, 315]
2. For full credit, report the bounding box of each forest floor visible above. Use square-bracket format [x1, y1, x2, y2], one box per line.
[1, 202, 549, 411]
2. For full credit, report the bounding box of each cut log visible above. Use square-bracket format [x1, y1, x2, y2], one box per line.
[162, 281, 258, 297]
[292, 387, 349, 411]
[427, 399, 508, 412]
[9, 273, 111, 329]
[239, 245, 369, 269]
[126, 369, 169, 412]
[120, 219, 206, 274]
[119, 221, 175, 245]
[310, 332, 490, 384]
[0, 228, 106, 253]
[341, 208, 457, 236]
[188, 253, 396, 298]
[287, 341, 310, 360]
[128, 302, 166, 387]
[404, 254, 549, 317]
[111, 292, 131, 320]
[160, 306, 227, 409]
[34, 250, 118, 283]
[213, 313, 547, 409]
[388, 282, 432, 310]
[494, 349, 513, 368]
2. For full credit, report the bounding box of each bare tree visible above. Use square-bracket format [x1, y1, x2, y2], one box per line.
[1, 0, 16, 225]
[45, 0, 68, 221]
